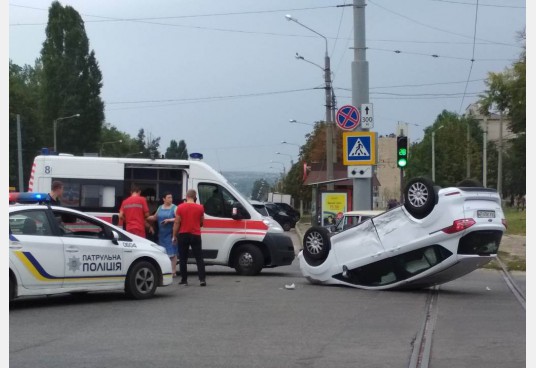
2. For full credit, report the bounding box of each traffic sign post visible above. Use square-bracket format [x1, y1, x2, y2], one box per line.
[336, 105, 361, 131]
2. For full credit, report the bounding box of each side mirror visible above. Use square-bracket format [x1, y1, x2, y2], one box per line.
[112, 214, 119, 226]
[110, 230, 120, 245]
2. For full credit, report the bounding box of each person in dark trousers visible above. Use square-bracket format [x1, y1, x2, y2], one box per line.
[48, 181, 64, 205]
[172, 189, 206, 286]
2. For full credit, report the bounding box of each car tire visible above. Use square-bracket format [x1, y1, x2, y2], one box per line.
[9, 276, 15, 302]
[282, 222, 292, 231]
[404, 177, 436, 219]
[125, 261, 158, 300]
[302, 226, 331, 264]
[234, 244, 264, 276]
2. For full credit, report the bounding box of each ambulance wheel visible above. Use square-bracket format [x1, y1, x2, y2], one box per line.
[302, 226, 331, 265]
[125, 261, 158, 299]
[404, 177, 436, 219]
[234, 244, 264, 276]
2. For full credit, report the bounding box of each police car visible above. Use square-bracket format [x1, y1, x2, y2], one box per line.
[299, 178, 506, 290]
[9, 193, 173, 301]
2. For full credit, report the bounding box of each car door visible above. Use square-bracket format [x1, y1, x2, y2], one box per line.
[9, 209, 65, 290]
[52, 209, 124, 288]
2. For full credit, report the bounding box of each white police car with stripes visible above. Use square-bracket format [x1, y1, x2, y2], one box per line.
[9, 192, 173, 301]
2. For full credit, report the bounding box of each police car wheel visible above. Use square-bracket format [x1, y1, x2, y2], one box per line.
[9, 276, 15, 302]
[403, 177, 436, 219]
[125, 261, 158, 299]
[234, 244, 263, 276]
[302, 226, 331, 265]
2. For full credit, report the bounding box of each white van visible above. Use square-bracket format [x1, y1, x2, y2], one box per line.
[28, 153, 295, 275]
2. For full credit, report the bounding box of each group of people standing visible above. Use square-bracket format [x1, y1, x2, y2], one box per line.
[119, 184, 206, 287]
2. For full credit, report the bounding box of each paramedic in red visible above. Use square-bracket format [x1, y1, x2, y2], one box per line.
[172, 189, 206, 286]
[119, 183, 151, 238]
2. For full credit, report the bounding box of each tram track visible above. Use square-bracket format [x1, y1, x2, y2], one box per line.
[408, 259, 525, 368]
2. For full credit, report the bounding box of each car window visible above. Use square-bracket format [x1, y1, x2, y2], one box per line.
[10, 210, 53, 236]
[52, 210, 108, 239]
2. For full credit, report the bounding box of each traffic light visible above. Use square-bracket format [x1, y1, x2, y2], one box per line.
[397, 136, 408, 168]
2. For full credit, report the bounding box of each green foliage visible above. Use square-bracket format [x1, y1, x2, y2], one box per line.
[406, 110, 484, 187]
[503, 207, 526, 236]
[251, 179, 270, 201]
[165, 139, 188, 159]
[40, 1, 105, 155]
[9, 62, 43, 190]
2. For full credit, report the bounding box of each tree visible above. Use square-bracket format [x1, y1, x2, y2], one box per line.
[165, 139, 188, 159]
[9, 61, 42, 190]
[251, 179, 270, 201]
[40, 1, 105, 155]
[135, 128, 161, 158]
[479, 35, 526, 199]
[405, 110, 483, 187]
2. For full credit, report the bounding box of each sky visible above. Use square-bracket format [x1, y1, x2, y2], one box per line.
[7, 0, 527, 175]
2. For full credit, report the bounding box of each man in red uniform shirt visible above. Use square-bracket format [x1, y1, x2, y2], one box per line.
[172, 189, 206, 286]
[119, 184, 151, 238]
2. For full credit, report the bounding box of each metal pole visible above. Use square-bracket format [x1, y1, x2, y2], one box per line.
[497, 112, 503, 197]
[325, 53, 334, 191]
[432, 131, 436, 182]
[466, 124, 470, 178]
[17, 114, 24, 191]
[53, 119, 57, 152]
[483, 128, 487, 187]
[352, 0, 371, 210]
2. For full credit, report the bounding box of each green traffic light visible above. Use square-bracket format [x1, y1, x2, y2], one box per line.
[398, 158, 407, 167]
[398, 148, 407, 155]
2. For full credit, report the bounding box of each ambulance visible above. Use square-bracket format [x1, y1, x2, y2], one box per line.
[28, 152, 296, 275]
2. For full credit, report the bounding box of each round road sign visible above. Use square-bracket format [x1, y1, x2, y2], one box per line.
[336, 105, 360, 131]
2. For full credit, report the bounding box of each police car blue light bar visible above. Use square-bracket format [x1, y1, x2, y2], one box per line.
[9, 192, 50, 204]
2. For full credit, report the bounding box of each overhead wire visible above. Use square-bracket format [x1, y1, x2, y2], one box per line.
[458, 0, 480, 114]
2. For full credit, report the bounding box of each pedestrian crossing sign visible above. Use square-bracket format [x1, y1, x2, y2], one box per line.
[343, 132, 377, 165]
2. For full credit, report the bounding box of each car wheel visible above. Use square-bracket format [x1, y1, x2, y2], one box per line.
[234, 244, 264, 276]
[302, 226, 331, 263]
[282, 222, 292, 231]
[125, 261, 158, 299]
[9, 276, 15, 302]
[404, 177, 436, 219]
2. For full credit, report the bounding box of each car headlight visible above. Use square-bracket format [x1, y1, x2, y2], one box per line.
[263, 218, 283, 232]
[151, 243, 167, 253]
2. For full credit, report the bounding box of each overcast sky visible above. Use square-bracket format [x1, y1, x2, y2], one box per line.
[7, 0, 527, 173]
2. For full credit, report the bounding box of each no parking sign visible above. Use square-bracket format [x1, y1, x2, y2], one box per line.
[336, 105, 360, 131]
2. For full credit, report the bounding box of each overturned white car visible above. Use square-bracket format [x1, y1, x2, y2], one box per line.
[298, 178, 506, 290]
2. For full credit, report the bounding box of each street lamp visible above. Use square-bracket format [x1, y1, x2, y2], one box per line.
[270, 160, 286, 174]
[289, 119, 314, 126]
[281, 140, 300, 147]
[100, 139, 123, 156]
[286, 14, 333, 188]
[276, 152, 294, 166]
[126, 151, 144, 158]
[53, 113, 80, 152]
[431, 125, 444, 182]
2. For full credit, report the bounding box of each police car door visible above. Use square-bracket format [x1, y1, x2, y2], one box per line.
[52, 210, 124, 288]
[9, 209, 65, 290]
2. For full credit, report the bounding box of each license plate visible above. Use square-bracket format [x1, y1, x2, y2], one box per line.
[477, 210, 495, 218]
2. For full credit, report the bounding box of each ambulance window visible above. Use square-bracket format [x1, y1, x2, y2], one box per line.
[199, 184, 239, 218]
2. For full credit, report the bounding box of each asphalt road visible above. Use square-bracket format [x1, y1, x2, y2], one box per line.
[10, 230, 526, 368]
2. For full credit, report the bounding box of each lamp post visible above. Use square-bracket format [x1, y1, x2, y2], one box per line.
[53, 113, 80, 152]
[431, 125, 444, 182]
[270, 160, 286, 174]
[289, 119, 314, 126]
[100, 139, 123, 156]
[126, 151, 144, 158]
[275, 152, 294, 166]
[286, 14, 334, 189]
[281, 140, 300, 147]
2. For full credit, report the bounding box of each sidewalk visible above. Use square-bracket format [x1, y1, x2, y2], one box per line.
[294, 221, 526, 271]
